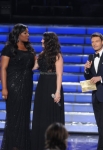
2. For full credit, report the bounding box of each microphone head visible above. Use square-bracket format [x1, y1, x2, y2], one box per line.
[51, 94, 61, 107]
[51, 94, 55, 98]
[88, 54, 93, 61]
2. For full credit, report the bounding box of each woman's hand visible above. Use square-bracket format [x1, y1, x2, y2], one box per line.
[2, 88, 8, 99]
[54, 92, 61, 103]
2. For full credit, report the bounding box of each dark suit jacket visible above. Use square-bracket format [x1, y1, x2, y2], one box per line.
[84, 53, 103, 102]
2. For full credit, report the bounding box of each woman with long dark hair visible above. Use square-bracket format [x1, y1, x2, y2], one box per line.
[1, 23, 35, 150]
[31, 32, 64, 150]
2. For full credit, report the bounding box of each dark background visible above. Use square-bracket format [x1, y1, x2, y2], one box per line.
[0, 0, 103, 25]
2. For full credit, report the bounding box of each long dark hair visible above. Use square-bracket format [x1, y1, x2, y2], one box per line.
[6, 23, 34, 55]
[45, 123, 68, 150]
[39, 32, 61, 70]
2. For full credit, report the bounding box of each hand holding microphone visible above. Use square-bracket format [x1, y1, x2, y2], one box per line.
[51, 94, 61, 107]
[84, 54, 93, 73]
[85, 61, 92, 70]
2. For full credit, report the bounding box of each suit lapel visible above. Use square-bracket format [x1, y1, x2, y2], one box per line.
[92, 55, 96, 74]
[91, 54, 96, 75]
[97, 52, 103, 74]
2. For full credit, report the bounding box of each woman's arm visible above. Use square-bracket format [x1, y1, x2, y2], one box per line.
[1, 56, 10, 99]
[54, 53, 63, 103]
[32, 58, 39, 70]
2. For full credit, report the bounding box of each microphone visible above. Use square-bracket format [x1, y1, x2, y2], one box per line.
[85, 54, 93, 74]
[51, 94, 61, 107]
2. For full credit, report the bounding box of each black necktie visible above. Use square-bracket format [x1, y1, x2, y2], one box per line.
[94, 53, 100, 58]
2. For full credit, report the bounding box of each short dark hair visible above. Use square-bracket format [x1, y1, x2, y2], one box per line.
[91, 32, 103, 41]
[45, 122, 68, 150]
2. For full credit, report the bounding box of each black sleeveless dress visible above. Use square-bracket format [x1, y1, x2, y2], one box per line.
[1, 45, 34, 150]
[31, 55, 64, 150]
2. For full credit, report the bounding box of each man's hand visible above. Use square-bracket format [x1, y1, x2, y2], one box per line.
[90, 76, 101, 84]
[84, 60, 92, 70]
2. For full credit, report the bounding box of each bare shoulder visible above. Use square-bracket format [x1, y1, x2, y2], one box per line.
[56, 53, 62, 61]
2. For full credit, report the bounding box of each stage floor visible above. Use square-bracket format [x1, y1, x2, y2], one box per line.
[0, 133, 98, 150]
[68, 134, 98, 150]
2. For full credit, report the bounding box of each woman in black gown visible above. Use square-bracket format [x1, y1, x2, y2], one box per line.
[1, 24, 35, 150]
[31, 32, 64, 150]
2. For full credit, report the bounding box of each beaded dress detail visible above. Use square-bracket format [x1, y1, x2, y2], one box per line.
[1, 45, 34, 150]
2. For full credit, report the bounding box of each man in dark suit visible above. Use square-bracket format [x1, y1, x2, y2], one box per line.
[84, 32, 103, 150]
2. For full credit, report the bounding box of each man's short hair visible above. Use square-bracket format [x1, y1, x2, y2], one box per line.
[91, 32, 103, 41]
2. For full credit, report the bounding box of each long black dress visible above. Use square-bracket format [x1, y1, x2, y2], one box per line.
[31, 55, 64, 150]
[1, 45, 34, 150]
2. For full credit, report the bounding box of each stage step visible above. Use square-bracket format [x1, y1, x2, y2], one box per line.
[0, 111, 95, 123]
[0, 102, 93, 112]
[0, 81, 90, 93]
[0, 91, 92, 103]
[0, 44, 94, 54]
[65, 123, 97, 133]
[0, 34, 92, 44]
[0, 110, 97, 133]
